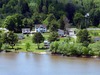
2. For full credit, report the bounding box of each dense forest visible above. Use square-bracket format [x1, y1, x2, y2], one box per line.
[0, 0, 100, 32]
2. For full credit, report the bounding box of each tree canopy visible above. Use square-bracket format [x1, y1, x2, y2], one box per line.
[32, 32, 44, 49]
[0, 0, 100, 30]
[3, 31, 18, 48]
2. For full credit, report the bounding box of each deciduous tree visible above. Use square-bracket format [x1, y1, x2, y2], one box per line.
[32, 32, 44, 49]
[3, 31, 18, 49]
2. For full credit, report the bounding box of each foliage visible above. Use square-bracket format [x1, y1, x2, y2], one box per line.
[50, 41, 59, 54]
[90, 8, 100, 27]
[25, 43, 31, 51]
[43, 13, 56, 28]
[0, 0, 100, 31]
[22, 18, 33, 29]
[77, 29, 91, 46]
[32, 32, 44, 49]
[3, 31, 18, 48]
[49, 20, 60, 32]
[89, 41, 100, 56]
[50, 40, 94, 57]
[3, 14, 23, 32]
[48, 32, 59, 42]
[74, 13, 84, 29]
[58, 15, 66, 30]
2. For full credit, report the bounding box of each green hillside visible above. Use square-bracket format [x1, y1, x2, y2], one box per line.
[0, 0, 100, 32]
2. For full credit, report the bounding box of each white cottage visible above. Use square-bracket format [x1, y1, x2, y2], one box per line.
[67, 28, 76, 36]
[35, 24, 47, 33]
[22, 28, 30, 34]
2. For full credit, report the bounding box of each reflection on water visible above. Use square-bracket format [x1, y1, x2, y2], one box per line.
[0, 53, 100, 75]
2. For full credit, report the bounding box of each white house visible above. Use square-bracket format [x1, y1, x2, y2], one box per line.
[35, 24, 47, 33]
[22, 28, 30, 34]
[67, 28, 76, 36]
[58, 29, 65, 36]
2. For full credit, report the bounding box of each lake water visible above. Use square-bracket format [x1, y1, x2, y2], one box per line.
[0, 53, 100, 75]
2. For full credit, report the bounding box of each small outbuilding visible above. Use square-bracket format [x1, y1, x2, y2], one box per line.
[22, 28, 30, 34]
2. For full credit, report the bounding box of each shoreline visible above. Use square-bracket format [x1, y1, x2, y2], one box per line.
[0, 51, 100, 59]
[0, 50, 51, 55]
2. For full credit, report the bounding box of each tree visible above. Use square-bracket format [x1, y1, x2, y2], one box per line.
[74, 12, 84, 29]
[3, 14, 23, 32]
[43, 13, 56, 28]
[3, 31, 18, 49]
[22, 18, 33, 29]
[48, 32, 59, 42]
[48, 4, 55, 14]
[32, 32, 44, 49]
[49, 20, 60, 32]
[63, 16, 71, 31]
[77, 29, 91, 46]
[89, 8, 100, 27]
[32, 12, 42, 24]
[42, 5, 47, 14]
[58, 16, 65, 30]
[65, 3, 76, 23]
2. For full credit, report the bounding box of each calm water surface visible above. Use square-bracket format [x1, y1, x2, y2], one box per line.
[0, 53, 100, 75]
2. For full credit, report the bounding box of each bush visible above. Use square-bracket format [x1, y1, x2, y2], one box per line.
[25, 43, 31, 51]
[82, 47, 90, 56]
[48, 32, 59, 42]
[74, 43, 83, 56]
[77, 29, 91, 43]
[50, 41, 97, 57]
[82, 41, 89, 47]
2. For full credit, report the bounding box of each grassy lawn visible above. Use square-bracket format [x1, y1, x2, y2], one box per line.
[89, 30, 100, 38]
[14, 30, 100, 53]
[2, 32, 75, 53]
[89, 30, 100, 37]
[14, 33, 50, 52]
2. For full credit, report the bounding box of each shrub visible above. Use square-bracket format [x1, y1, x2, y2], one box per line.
[82, 47, 90, 56]
[50, 41, 60, 54]
[25, 43, 31, 51]
[48, 32, 59, 42]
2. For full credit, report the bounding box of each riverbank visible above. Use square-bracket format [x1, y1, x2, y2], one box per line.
[52, 54, 100, 59]
[0, 49, 51, 55]
[0, 50, 100, 59]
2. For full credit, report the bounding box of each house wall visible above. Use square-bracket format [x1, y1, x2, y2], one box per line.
[69, 31, 74, 35]
[22, 28, 30, 34]
[35, 27, 47, 32]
